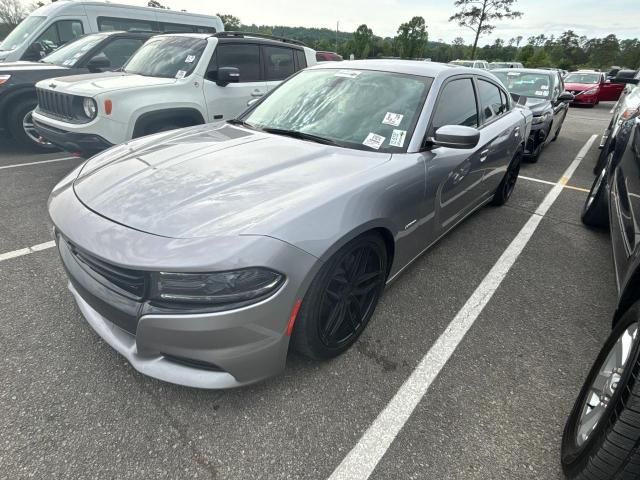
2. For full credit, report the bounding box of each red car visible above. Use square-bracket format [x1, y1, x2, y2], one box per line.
[315, 51, 343, 62]
[564, 70, 625, 106]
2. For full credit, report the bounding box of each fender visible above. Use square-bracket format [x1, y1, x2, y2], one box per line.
[132, 108, 205, 138]
[0, 85, 37, 128]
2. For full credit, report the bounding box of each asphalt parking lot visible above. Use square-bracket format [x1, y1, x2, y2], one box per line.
[0, 103, 620, 479]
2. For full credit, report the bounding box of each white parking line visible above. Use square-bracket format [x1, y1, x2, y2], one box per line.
[0, 241, 56, 263]
[518, 175, 590, 193]
[328, 134, 598, 480]
[0, 156, 79, 171]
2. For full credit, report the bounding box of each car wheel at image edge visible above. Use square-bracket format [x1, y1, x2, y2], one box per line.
[491, 150, 522, 206]
[8, 98, 56, 151]
[561, 303, 640, 480]
[581, 162, 610, 229]
[594, 135, 613, 175]
[292, 233, 388, 360]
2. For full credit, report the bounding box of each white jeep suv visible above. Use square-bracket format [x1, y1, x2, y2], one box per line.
[32, 32, 316, 156]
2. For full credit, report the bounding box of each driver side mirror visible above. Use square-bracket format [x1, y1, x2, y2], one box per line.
[216, 67, 240, 87]
[87, 53, 111, 73]
[431, 125, 480, 149]
[558, 91, 575, 103]
[22, 42, 45, 62]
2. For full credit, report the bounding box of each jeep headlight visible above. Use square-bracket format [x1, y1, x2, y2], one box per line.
[153, 268, 284, 305]
[82, 97, 97, 119]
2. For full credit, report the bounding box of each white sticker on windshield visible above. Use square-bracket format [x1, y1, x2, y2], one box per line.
[175, 70, 187, 79]
[62, 59, 73, 66]
[535, 90, 545, 96]
[507, 71, 520, 76]
[541, 85, 549, 90]
[389, 129, 407, 148]
[382, 112, 404, 127]
[334, 70, 361, 79]
[185, 55, 196, 63]
[363, 133, 385, 150]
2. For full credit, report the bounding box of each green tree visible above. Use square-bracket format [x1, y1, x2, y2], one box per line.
[217, 13, 241, 31]
[586, 34, 621, 69]
[449, 0, 522, 59]
[527, 48, 551, 67]
[147, 0, 167, 9]
[517, 44, 535, 63]
[620, 39, 640, 69]
[352, 24, 373, 59]
[396, 16, 428, 59]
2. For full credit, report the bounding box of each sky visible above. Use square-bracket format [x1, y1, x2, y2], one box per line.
[22, 0, 640, 44]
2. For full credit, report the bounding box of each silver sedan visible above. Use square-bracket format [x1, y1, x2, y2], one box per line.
[49, 60, 533, 388]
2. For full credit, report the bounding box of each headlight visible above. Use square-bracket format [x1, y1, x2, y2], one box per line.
[0, 74, 11, 85]
[82, 97, 97, 119]
[581, 88, 599, 96]
[532, 112, 550, 125]
[153, 268, 284, 305]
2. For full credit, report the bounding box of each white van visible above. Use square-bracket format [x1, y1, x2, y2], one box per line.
[0, 1, 223, 62]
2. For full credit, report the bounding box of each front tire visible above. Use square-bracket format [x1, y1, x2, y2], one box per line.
[292, 233, 388, 360]
[491, 150, 521, 206]
[581, 163, 610, 229]
[8, 99, 56, 151]
[561, 305, 640, 480]
[594, 135, 613, 175]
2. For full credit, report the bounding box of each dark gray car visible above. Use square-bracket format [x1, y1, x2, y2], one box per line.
[48, 60, 532, 388]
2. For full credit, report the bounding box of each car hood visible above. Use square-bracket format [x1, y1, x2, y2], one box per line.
[524, 97, 551, 115]
[39, 72, 176, 97]
[565, 82, 598, 92]
[72, 123, 391, 239]
[0, 61, 69, 73]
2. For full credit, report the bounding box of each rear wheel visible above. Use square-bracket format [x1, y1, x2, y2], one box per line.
[581, 161, 610, 229]
[8, 99, 56, 151]
[561, 304, 640, 479]
[594, 136, 613, 175]
[491, 150, 521, 206]
[292, 233, 388, 360]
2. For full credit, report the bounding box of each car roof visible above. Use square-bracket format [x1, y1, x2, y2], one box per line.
[307, 59, 483, 79]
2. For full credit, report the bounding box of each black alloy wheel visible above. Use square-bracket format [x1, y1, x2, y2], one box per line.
[561, 303, 640, 480]
[581, 161, 610, 229]
[491, 151, 521, 206]
[292, 233, 388, 360]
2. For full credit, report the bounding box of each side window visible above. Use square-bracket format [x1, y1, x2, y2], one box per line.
[36, 20, 84, 50]
[294, 49, 307, 71]
[264, 46, 295, 81]
[431, 78, 478, 134]
[160, 23, 196, 33]
[478, 79, 508, 123]
[98, 38, 144, 69]
[98, 17, 156, 32]
[210, 44, 261, 82]
[499, 89, 511, 111]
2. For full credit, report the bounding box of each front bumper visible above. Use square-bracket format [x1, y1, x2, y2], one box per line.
[571, 93, 598, 105]
[50, 185, 320, 388]
[33, 116, 112, 157]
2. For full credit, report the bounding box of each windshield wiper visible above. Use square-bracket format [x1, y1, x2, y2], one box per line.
[260, 127, 341, 146]
[227, 118, 259, 130]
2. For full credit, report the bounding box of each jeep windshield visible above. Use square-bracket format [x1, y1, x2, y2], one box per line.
[41, 33, 107, 67]
[0, 16, 46, 51]
[123, 36, 206, 79]
[241, 68, 432, 153]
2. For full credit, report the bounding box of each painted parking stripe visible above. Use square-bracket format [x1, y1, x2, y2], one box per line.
[518, 175, 590, 193]
[0, 156, 80, 171]
[328, 134, 598, 480]
[0, 241, 56, 263]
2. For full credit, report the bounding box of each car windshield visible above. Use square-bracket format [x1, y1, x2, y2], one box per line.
[565, 73, 600, 84]
[493, 71, 552, 99]
[242, 68, 432, 153]
[451, 61, 474, 67]
[123, 36, 206, 78]
[0, 16, 46, 51]
[41, 33, 106, 67]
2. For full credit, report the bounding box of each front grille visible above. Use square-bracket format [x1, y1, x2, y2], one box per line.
[66, 240, 147, 297]
[36, 88, 77, 121]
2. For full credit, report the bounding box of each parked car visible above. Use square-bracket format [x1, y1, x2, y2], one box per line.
[449, 59, 490, 69]
[316, 51, 343, 62]
[564, 115, 640, 479]
[47, 60, 532, 388]
[593, 71, 640, 174]
[564, 70, 625, 106]
[493, 68, 573, 161]
[489, 61, 523, 69]
[0, 30, 154, 150]
[0, 1, 222, 62]
[33, 32, 317, 156]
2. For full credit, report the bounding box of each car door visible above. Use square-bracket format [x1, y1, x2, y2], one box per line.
[474, 77, 522, 195]
[426, 76, 490, 230]
[550, 72, 567, 136]
[263, 45, 297, 92]
[601, 73, 624, 102]
[203, 42, 268, 122]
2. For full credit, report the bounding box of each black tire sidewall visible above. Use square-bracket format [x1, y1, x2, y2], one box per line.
[8, 99, 51, 150]
[561, 305, 640, 477]
[292, 233, 388, 360]
[581, 167, 609, 228]
[491, 150, 522, 206]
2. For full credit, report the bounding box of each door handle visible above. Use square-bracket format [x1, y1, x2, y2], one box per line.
[479, 149, 490, 162]
[251, 90, 264, 97]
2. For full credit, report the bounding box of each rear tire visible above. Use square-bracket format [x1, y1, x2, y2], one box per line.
[8, 98, 57, 151]
[491, 150, 521, 206]
[594, 136, 613, 175]
[561, 304, 640, 479]
[292, 233, 388, 360]
[581, 165, 609, 229]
